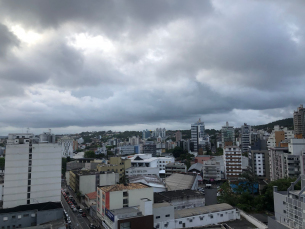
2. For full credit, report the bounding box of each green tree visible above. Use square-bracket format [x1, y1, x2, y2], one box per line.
[215, 148, 223, 156]
[172, 146, 184, 158]
[62, 157, 67, 176]
[0, 157, 5, 170]
[84, 150, 96, 158]
[239, 168, 259, 196]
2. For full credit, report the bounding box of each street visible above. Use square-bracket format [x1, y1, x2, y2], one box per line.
[62, 195, 91, 229]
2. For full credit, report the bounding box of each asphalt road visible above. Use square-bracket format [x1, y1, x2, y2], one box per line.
[61, 195, 90, 229]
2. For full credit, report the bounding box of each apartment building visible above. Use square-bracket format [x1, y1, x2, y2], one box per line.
[3, 133, 62, 209]
[241, 123, 251, 153]
[248, 149, 270, 179]
[202, 160, 221, 181]
[96, 157, 131, 178]
[223, 146, 242, 180]
[269, 147, 301, 181]
[58, 135, 74, 157]
[294, 104, 305, 137]
[97, 183, 154, 229]
[267, 125, 294, 148]
[69, 170, 119, 195]
[191, 119, 205, 152]
[269, 175, 305, 229]
[221, 122, 235, 147]
[165, 163, 187, 177]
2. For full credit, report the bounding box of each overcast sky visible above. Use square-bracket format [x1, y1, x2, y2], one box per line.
[0, 0, 304, 135]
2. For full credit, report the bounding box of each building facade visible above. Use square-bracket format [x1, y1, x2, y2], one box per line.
[241, 123, 251, 153]
[248, 149, 270, 179]
[267, 125, 294, 148]
[223, 146, 242, 180]
[58, 136, 74, 157]
[165, 163, 187, 177]
[191, 119, 205, 152]
[175, 131, 182, 142]
[221, 122, 235, 147]
[294, 104, 305, 137]
[97, 157, 131, 179]
[3, 133, 62, 209]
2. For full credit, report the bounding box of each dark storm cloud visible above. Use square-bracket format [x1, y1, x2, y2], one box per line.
[0, 0, 305, 132]
[0, 23, 19, 58]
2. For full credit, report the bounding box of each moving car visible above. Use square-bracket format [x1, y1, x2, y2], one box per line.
[82, 212, 86, 217]
[79, 209, 83, 213]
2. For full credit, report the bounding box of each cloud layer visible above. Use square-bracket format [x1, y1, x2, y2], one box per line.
[0, 0, 304, 134]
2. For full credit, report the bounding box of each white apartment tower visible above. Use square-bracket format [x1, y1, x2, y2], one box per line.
[58, 136, 74, 157]
[191, 118, 205, 152]
[3, 133, 62, 209]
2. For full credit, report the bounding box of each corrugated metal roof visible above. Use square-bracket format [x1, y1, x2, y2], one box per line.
[165, 173, 196, 191]
[174, 203, 234, 219]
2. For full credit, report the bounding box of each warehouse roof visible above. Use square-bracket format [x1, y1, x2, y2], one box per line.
[174, 203, 234, 219]
[165, 173, 197, 191]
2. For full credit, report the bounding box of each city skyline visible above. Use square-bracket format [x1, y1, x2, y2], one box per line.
[0, 0, 304, 135]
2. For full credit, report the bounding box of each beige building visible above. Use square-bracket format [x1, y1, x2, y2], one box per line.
[97, 183, 153, 227]
[96, 157, 131, 178]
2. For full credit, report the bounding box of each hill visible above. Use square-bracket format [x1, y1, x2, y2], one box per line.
[253, 118, 293, 130]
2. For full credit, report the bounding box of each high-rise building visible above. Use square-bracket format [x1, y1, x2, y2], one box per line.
[175, 131, 182, 142]
[142, 129, 151, 140]
[294, 104, 305, 137]
[191, 119, 205, 152]
[58, 135, 74, 157]
[223, 146, 242, 180]
[3, 133, 62, 209]
[221, 122, 235, 147]
[241, 123, 251, 153]
[267, 125, 294, 148]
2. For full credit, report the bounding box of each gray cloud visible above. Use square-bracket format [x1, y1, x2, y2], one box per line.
[0, 0, 304, 133]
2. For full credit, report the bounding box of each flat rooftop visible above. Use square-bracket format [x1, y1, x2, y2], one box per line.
[71, 169, 115, 176]
[111, 207, 140, 215]
[0, 202, 62, 214]
[174, 203, 234, 219]
[99, 183, 150, 192]
[225, 216, 257, 229]
[153, 202, 172, 209]
[154, 189, 204, 203]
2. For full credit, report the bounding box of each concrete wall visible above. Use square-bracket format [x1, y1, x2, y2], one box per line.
[268, 216, 290, 229]
[36, 208, 63, 225]
[128, 188, 154, 207]
[80, 175, 96, 195]
[0, 209, 37, 228]
[273, 191, 288, 225]
[153, 204, 175, 224]
[99, 173, 119, 186]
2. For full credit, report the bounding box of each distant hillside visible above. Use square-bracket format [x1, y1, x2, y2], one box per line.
[253, 118, 293, 130]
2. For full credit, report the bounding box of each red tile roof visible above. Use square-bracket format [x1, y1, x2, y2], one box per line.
[85, 191, 97, 200]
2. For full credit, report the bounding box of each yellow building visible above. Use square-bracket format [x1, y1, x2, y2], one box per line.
[96, 157, 131, 178]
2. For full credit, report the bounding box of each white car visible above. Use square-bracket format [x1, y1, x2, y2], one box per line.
[79, 209, 83, 213]
[73, 208, 77, 212]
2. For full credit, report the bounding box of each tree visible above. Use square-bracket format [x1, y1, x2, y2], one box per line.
[0, 157, 5, 170]
[84, 150, 96, 158]
[62, 157, 67, 176]
[239, 167, 259, 196]
[172, 146, 184, 158]
[215, 148, 223, 156]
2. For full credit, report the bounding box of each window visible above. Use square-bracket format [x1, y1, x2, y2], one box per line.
[12, 215, 16, 219]
[156, 216, 160, 219]
[23, 214, 29, 217]
[179, 221, 182, 224]
[220, 214, 223, 217]
[165, 214, 170, 217]
[123, 192, 128, 197]
[123, 199, 128, 205]
[3, 217, 8, 221]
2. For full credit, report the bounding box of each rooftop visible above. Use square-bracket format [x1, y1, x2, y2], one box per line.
[71, 169, 116, 176]
[188, 163, 203, 172]
[128, 175, 165, 187]
[153, 202, 172, 208]
[85, 191, 97, 200]
[165, 173, 197, 191]
[0, 202, 62, 214]
[154, 189, 204, 203]
[98, 183, 150, 192]
[174, 203, 234, 219]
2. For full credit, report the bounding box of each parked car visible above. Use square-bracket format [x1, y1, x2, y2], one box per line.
[76, 206, 80, 210]
[73, 208, 77, 212]
[82, 212, 86, 217]
[79, 209, 83, 213]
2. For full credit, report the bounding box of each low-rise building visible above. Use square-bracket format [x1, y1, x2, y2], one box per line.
[165, 163, 187, 177]
[69, 170, 119, 195]
[97, 183, 154, 229]
[188, 163, 203, 174]
[125, 167, 160, 177]
[129, 154, 175, 171]
[202, 160, 221, 181]
[154, 203, 240, 229]
[85, 191, 97, 207]
[154, 189, 205, 210]
[0, 202, 63, 228]
[97, 157, 131, 179]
